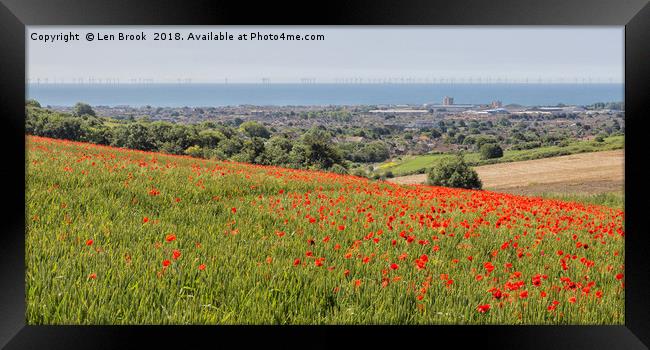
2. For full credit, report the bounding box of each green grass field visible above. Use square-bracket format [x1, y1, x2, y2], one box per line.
[26, 136, 625, 325]
[378, 136, 624, 177]
[533, 193, 624, 211]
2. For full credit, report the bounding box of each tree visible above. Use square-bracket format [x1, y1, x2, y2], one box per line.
[197, 129, 224, 148]
[217, 138, 243, 158]
[474, 135, 498, 149]
[260, 136, 293, 165]
[112, 123, 154, 151]
[479, 143, 503, 159]
[300, 128, 343, 169]
[239, 121, 270, 139]
[235, 137, 266, 163]
[427, 155, 482, 190]
[594, 133, 608, 142]
[73, 102, 95, 117]
[26, 99, 41, 108]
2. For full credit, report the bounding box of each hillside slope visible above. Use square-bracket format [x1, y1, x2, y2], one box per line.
[26, 136, 625, 325]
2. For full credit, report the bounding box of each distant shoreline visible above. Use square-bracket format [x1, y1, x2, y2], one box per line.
[27, 83, 624, 108]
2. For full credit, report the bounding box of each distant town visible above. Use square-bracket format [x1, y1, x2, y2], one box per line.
[35, 96, 622, 173]
[44, 96, 623, 126]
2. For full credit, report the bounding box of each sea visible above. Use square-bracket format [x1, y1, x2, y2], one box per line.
[26, 83, 623, 107]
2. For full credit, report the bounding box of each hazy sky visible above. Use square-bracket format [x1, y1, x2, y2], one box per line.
[27, 26, 624, 84]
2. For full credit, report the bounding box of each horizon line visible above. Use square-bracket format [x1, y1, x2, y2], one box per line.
[26, 81, 624, 85]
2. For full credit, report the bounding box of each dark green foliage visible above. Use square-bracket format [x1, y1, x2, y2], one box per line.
[239, 121, 271, 139]
[72, 102, 95, 117]
[26, 99, 41, 108]
[330, 164, 348, 175]
[301, 128, 343, 169]
[594, 133, 608, 142]
[479, 143, 504, 160]
[427, 155, 482, 190]
[26, 107, 351, 171]
[341, 141, 390, 163]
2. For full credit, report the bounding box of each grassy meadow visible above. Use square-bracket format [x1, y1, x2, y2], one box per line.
[26, 136, 625, 325]
[377, 135, 624, 176]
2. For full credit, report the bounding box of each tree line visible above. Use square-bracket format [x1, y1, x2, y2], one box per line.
[26, 101, 355, 174]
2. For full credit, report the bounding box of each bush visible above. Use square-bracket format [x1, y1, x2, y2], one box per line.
[479, 143, 504, 160]
[184, 145, 203, 158]
[26, 99, 41, 108]
[352, 169, 367, 178]
[427, 155, 482, 190]
[330, 164, 348, 175]
[73, 102, 95, 117]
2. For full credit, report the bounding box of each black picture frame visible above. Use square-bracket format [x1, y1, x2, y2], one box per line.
[1, 0, 648, 348]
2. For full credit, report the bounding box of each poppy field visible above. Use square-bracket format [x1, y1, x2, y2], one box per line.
[26, 135, 625, 325]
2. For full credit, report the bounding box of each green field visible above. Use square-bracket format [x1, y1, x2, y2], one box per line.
[533, 193, 624, 211]
[26, 136, 625, 325]
[377, 136, 624, 177]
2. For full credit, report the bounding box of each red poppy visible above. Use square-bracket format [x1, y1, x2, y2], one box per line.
[231, 207, 237, 214]
[390, 263, 399, 270]
[172, 250, 181, 260]
[88, 273, 97, 279]
[484, 262, 495, 273]
[293, 258, 301, 266]
[477, 304, 490, 313]
[198, 264, 206, 271]
[162, 259, 171, 267]
[86, 239, 93, 246]
[165, 234, 176, 242]
[143, 217, 149, 223]
[615, 273, 624, 280]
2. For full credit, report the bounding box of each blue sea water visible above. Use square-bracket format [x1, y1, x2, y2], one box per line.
[26, 83, 623, 107]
